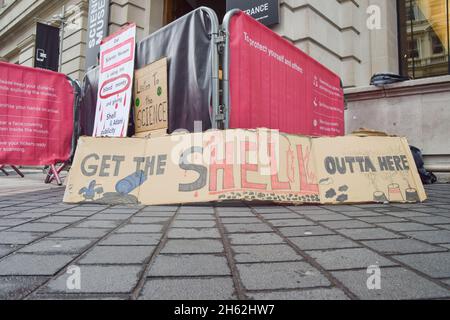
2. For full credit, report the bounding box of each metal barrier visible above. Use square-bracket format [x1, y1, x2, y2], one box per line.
[45, 76, 81, 185]
[221, 10, 345, 136]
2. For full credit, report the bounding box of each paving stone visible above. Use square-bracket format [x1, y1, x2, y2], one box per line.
[362, 239, 446, 255]
[253, 208, 292, 214]
[358, 216, 407, 223]
[37, 216, 84, 224]
[248, 288, 349, 300]
[237, 262, 329, 290]
[79, 246, 155, 264]
[306, 214, 352, 222]
[337, 228, 402, 241]
[0, 276, 47, 300]
[385, 211, 430, 218]
[172, 220, 216, 228]
[278, 226, 335, 237]
[259, 213, 301, 220]
[50, 228, 110, 239]
[377, 222, 437, 232]
[330, 206, 374, 212]
[115, 224, 163, 233]
[129, 217, 171, 224]
[403, 230, 450, 244]
[161, 239, 224, 254]
[290, 235, 360, 251]
[393, 252, 450, 278]
[228, 233, 284, 245]
[168, 228, 221, 239]
[139, 278, 236, 300]
[99, 233, 162, 246]
[0, 231, 45, 245]
[0, 218, 34, 227]
[220, 218, 261, 224]
[308, 248, 397, 271]
[0, 254, 75, 276]
[267, 219, 315, 227]
[141, 206, 178, 212]
[178, 207, 214, 214]
[55, 211, 97, 217]
[321, 220, 374, 229]
[148, 255, 230, 276]
[89, 213, 133, 220]
[224, 224, 272, 234]
[232, 245, 302, 263]
[216, 212, 255, 217]
[410, 216, 450, 225]
[18, 238, 94, 254]
[42, 265, 142, 293]
[340, 211, 382, 217]
[136, 212, 175, 217]
[175, 215, 215, 220]
[74, 220, 121, 229]
[9, 223, 68, 233]
[332, 267, 450, 299]
[0, 245, 15, 258]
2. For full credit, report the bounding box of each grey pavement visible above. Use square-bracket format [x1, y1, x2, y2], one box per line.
[0, 171, 450, 299]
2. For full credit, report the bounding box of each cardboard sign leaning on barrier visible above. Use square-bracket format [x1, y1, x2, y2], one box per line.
[63, 129, 426, 206]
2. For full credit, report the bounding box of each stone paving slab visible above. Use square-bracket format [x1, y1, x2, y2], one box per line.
[147, 255, 231, 277]
[0, 254, 75, 276]
[392, 252, 450, 278]
[247, 288, 350, 300]
[139, 278, 236, 300]
[0, 184, 450, 300]
[232, 245, 302, 263]
[332, 267, 450, 300]
[307, 248, 398, 271]
[40, 265, 143, 294]
[236, 262, 330, 290]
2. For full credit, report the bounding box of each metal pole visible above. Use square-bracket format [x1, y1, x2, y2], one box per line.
[447, 0, 449, 74]
[58, 5, 65, 73]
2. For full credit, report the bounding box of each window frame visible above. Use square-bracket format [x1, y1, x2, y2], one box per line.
[397, 0, 450, 79]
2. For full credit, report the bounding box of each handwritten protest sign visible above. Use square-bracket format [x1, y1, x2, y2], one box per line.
[134, 58, 168, 135]
[64, 129, 426, 206]
[93, 24, 136, 137]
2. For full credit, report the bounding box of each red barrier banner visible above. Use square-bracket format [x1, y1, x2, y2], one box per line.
[0, 62, 74, 166]
[228, 12, 345, 136]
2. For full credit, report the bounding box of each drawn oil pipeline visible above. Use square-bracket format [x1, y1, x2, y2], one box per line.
[115, 170, 148, 195]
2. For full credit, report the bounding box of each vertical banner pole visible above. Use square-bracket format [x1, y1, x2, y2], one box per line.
[58, 6, 65, 73]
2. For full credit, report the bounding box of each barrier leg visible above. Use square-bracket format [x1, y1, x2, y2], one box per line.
[45, 163, 66, 186]
[0, 166, 9, 176]
[11, 166, 24, 178]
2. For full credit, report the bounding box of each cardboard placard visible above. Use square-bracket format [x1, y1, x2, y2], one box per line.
[64, 129, 426, 206]
[134, 57, 168, 134]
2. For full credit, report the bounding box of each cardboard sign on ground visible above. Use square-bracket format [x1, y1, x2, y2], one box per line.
[64, 129, 426, 206]
[134, 57, 168, 134]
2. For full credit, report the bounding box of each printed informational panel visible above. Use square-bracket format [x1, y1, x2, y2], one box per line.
[64, 129, 426, 206]
[228, 12, 344, 136]
[93, 24, 136, 137]
[134, 58, 168, 134]
[0, 62, 74, 165]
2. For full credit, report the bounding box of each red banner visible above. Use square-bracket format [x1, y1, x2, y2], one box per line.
[228, 12, 345, 136]
[0, 62, 74, 165]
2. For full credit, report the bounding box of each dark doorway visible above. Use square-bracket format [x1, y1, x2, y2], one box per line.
[164, 0, 226, 24]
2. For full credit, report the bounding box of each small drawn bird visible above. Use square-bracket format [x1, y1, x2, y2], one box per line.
[79, 180, 104, 201]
